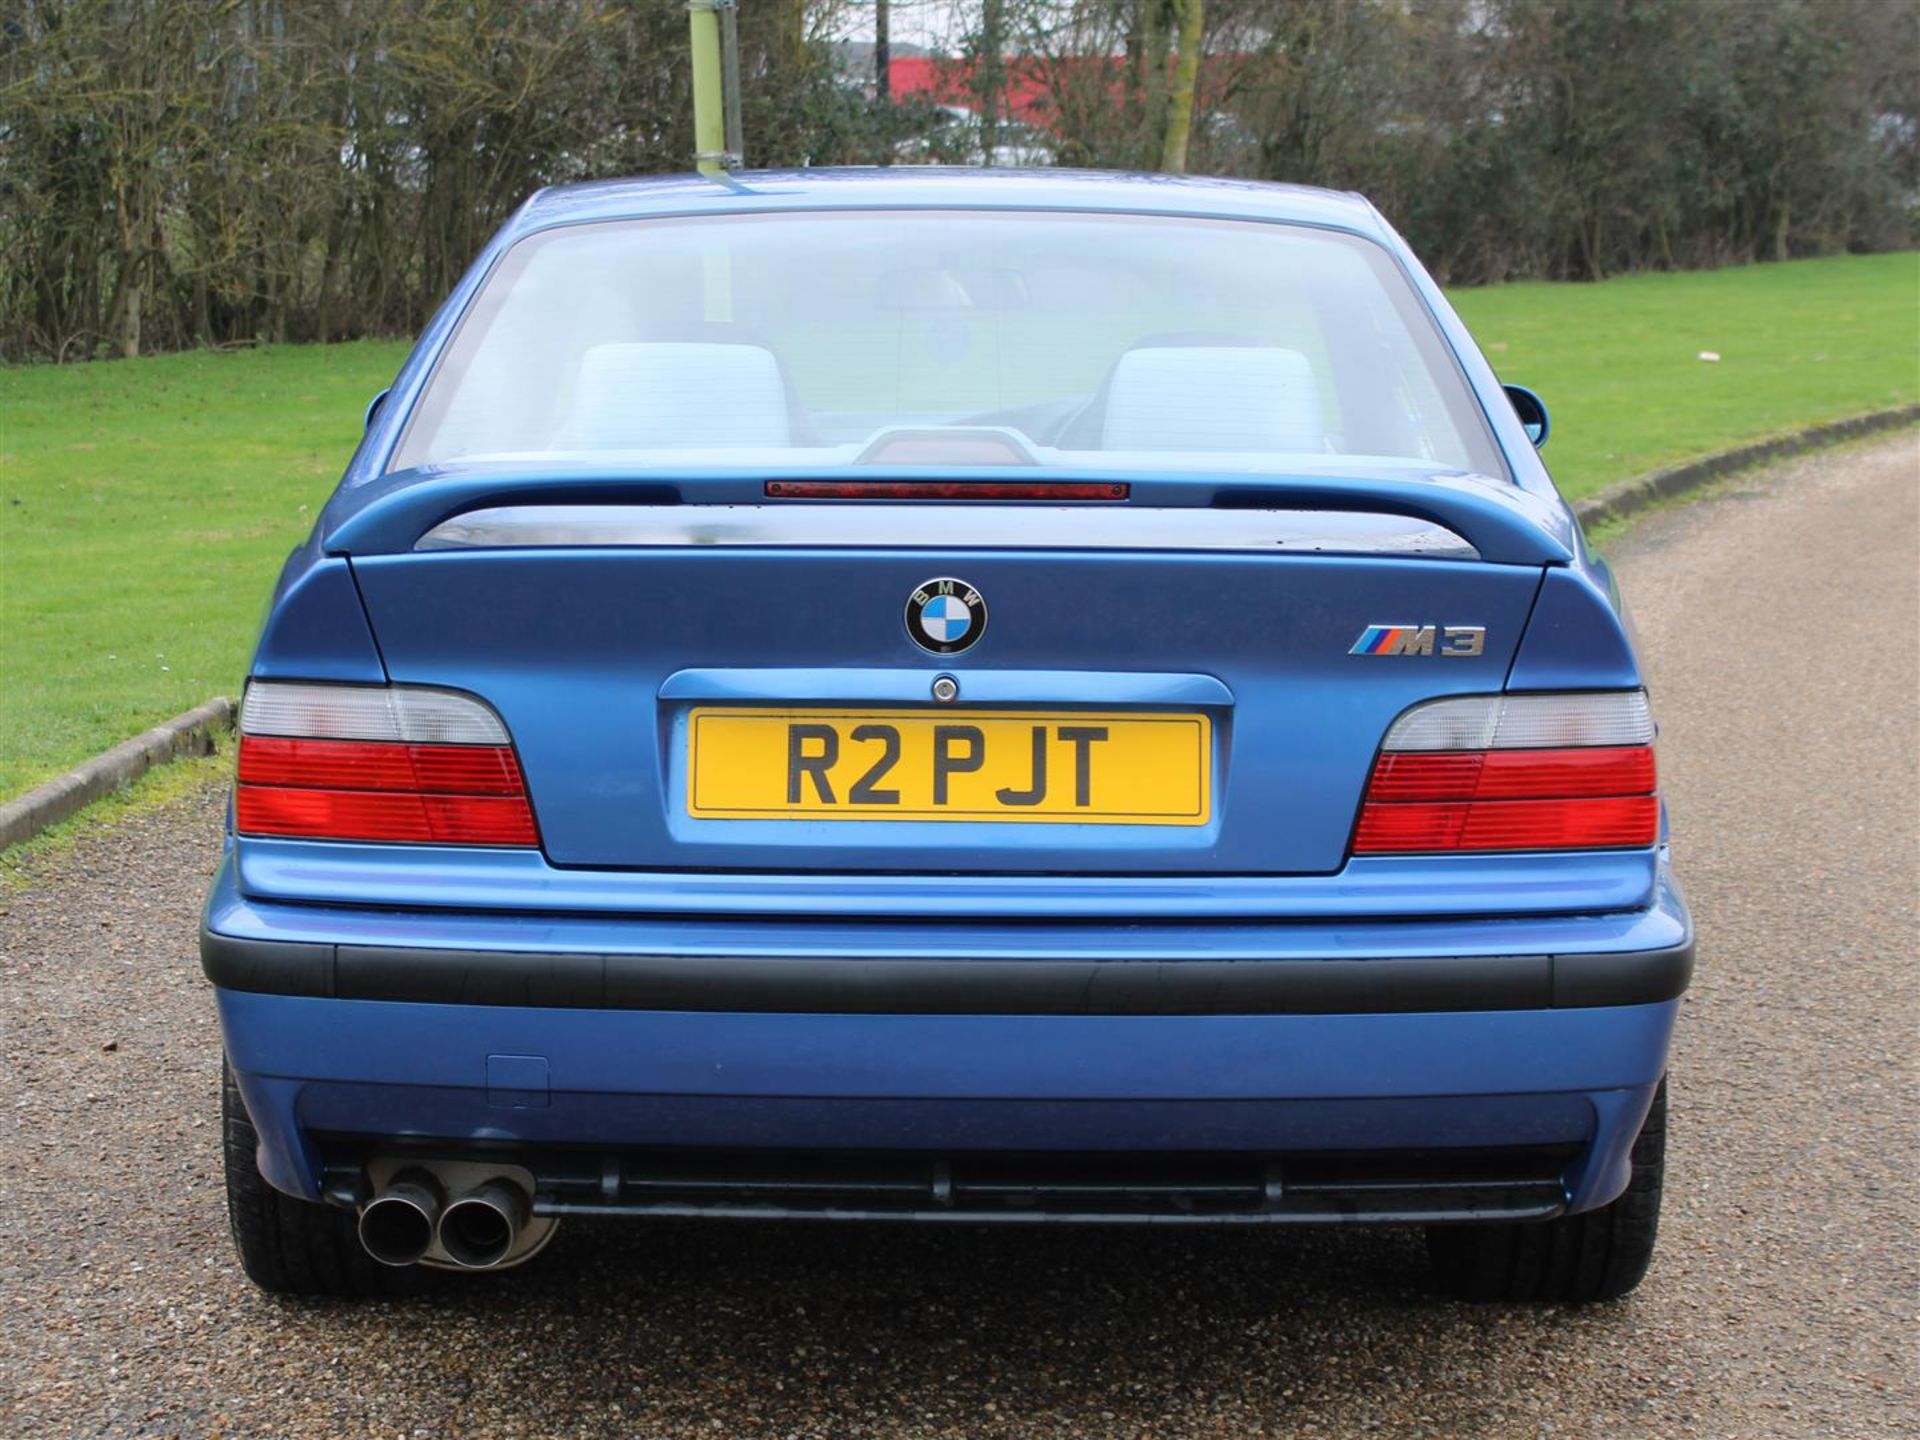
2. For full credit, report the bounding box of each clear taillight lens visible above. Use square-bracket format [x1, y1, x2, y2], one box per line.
[1380, 691, 1655, 752]
[1354, 691, 1659, 854]
[235, 682, 537, 847]
[240, 682, 511, 745]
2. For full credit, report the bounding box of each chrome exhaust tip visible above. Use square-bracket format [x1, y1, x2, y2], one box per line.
[437, 1178, 531, 1270]
[357, 1169, 444, 1267]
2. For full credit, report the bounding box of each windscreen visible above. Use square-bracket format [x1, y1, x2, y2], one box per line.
[390, 210, 1507, 480]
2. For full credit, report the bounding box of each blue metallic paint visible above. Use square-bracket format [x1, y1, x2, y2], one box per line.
[249, 555, 387, 683]
[222, 842, 1666, 921]
[1506, 569, 1643, 691]
[213, 170, 1689, 1227]
[222, 989, 1670, 1213]
[209, 847, 1685, 944]
[325, 467, 1573, 564]
[344, 546, 1543, 873]
[658, 667, 1235, 706]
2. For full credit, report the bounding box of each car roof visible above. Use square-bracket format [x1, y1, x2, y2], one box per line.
[509, 168, 1388, 240]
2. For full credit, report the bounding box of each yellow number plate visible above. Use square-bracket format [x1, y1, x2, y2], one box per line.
[687, 708, 1211, 825]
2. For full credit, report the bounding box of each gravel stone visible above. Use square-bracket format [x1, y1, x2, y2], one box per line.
[1, 434, 1914, 1439]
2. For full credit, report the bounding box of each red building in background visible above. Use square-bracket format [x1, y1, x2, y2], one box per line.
[884, 52, 1240, 139]
[887, 56, 1060, 128]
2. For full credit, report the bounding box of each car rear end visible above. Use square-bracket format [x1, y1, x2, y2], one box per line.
[204, 174, 1689, 1300]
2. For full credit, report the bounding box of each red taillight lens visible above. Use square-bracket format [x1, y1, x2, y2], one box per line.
[235, 684, 537, 847]
[1363, 747, 1657, 803]
[235, 784, 539, 846]
[238, 737, 527, 796]
[1354, 693, 1660, 854]
[1354, 794, 1659, 853]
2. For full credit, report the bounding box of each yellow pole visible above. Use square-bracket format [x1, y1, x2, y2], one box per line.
[688, 0, 726, 176]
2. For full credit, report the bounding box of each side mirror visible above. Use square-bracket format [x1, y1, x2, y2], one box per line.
[1503, 384, 1549, 448]
[364, 387, 391, 432]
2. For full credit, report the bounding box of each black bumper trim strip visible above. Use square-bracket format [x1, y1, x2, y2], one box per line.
[201, 928, 1692, 1014]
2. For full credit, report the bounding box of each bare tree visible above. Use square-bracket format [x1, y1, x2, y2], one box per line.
[0, 0, 1911, 362]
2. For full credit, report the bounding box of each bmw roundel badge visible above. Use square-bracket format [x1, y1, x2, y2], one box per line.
[906, 578, 987, 655]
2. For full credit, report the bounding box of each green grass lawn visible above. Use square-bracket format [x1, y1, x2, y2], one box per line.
[2, 253, 1916, 803]
[1451, 252, 1919, 493]
[1, 341, 410, 798]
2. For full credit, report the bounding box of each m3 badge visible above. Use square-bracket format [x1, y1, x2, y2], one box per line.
[1350, 624, 1486, 657]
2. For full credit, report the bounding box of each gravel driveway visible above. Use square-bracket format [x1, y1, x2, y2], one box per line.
[3, 435, 1915, 1440]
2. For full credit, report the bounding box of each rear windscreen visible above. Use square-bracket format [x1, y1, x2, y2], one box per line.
[390, 210, 1508, 482]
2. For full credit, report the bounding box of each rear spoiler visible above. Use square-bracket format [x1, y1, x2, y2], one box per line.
[322, 467, 1576, 566]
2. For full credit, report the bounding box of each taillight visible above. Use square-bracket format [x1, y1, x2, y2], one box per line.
[235, 682, 538, 846]
[1353, 692, 1658, 854]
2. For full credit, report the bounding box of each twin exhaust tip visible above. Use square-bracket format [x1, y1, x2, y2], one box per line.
[438, 1179, 529, 1269]
[358, 1169, 530, 1270]
[357, 1170, 442, 1267]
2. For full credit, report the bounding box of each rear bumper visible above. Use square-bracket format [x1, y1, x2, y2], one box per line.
[205, 857, 1689, 1223]
[203, 928, 1689, 1014]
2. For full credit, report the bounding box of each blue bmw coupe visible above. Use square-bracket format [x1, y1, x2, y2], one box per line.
[204, 169, 1690, 1302]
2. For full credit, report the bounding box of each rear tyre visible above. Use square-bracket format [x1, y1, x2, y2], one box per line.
[1426, 1079, 1666, 1304]
[222, 1057, 418, 1298]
